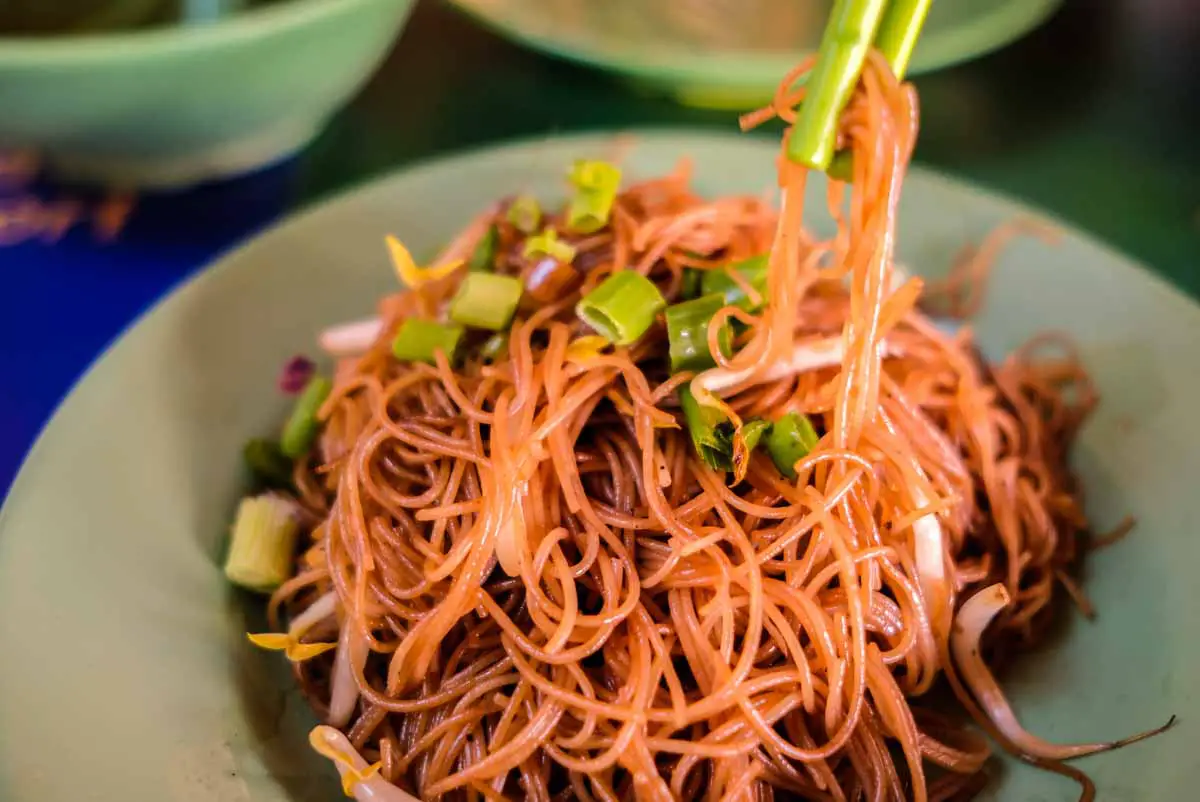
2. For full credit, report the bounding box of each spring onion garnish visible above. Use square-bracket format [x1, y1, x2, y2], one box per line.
[566, 159, 622, 234]
[665, 294, 733, 373]
[391, 318, 465, 365]
[479, 332, 509, 364]
[576, 271, 666, 345]
[766, 412, 820, 478]
[243, 438, 294, 488]
[731, 417, 772, 483]
[224, 494, 301, 592]
[450, 272, 523, 331]
[700, 254, 769, 311]
[524, 227, 577, 264]
[468, 224, 499, 272]
[681, 267, 703, 299]
[787, 0, 888, 170]
[507, 195, 542, 234]
[679, 386, 733, 471]
[740, 419, 771, 453]
[385, 234, 463, 288]
[246, 632, 337, 662]
[280, 375, 332, 458]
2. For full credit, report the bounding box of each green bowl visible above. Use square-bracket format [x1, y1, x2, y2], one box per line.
[449, 0, 1063, 109]
[0, 131, 1196, 801]
[0, 0, 415, 187]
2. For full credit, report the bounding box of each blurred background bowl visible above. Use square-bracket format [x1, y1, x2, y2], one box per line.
[447, 0, 1063, 109]
[0, 0, 415, 188]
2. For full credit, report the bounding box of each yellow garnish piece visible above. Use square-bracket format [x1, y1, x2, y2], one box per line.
[309, 726, 385, 797]
[386, 234, 463, 288]
[523, 227, 577, 264]
[564, 335, 610, 364]
[568, 159, 621, 192]
[246, 632, 337, 662]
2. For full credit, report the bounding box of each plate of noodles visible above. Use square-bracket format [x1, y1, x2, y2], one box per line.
[1, 58, 1198, 802]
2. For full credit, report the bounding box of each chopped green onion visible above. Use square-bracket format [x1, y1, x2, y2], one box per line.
[450, 272, 524, 331]
[740, 419, 771, 453]
[479, 332, 509, 363]
[280, 375, 331, 458]
[679, 386, 732, 471]
[524, 227, 577, 264]
[681, 267, 703, 299]
[224, 494, 301, 593]
[507, 195, 541, 233]
[391, 318, 465, 366]
[731, 417, 773, 482]
[566, 160, 622, 234]
[576, 271, 666, 345]
[874, 0, 933, 80]
[787, 0, 888, 170]
[243, 438, 293, 488]
[665, 294, 734, 373]
[468, 224, 499, 272]
[700, 254, 769, 311]
[766, 412, 820, 478]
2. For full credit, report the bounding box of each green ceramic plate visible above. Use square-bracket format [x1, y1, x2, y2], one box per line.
[448, 0, 1063, 108]
[0, 132, 1195, 801]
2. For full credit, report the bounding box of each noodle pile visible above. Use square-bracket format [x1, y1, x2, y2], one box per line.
[258, 54, 1165, 801]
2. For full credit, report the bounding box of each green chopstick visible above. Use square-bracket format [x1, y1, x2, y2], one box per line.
[787, 0, 888, 171]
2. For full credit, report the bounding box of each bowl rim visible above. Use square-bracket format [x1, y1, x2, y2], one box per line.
[0, 0, 405, 62]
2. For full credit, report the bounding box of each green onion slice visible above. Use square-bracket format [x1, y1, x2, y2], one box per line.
[740, 419, 771, 453]
[243, 438, 294, 489]
[523, 227, 577, 264]
[679, 386, 733, 471]
[766, 412, 820, 478]
[664, 294, 734, 373]
[700, 254, 769, 311]
[576, 271, 666, 345]
[280, 375, 331, 458]
[450, 272, 524, 331]
[391, 319, 465, 366]
[681, 267, 703, 299]
[566, 160, 622, 234]
[731, 418, 772, 483]
[507, 195, 541, 233]
[468, 224, 499, 272]
[224, 494, 301, 593]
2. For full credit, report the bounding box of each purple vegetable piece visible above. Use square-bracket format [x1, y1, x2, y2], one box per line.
[278, 355, 316, 395]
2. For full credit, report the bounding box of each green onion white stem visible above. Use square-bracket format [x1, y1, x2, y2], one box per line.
[224, 494, 301, 593]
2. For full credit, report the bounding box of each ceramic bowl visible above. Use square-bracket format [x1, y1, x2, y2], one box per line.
[0, 0, 415, 187]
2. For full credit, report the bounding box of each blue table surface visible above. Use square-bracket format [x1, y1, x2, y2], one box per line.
[2, 0, 1197, 498]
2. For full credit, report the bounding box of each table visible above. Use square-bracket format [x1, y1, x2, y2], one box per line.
[1, 0, 1196, 495]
